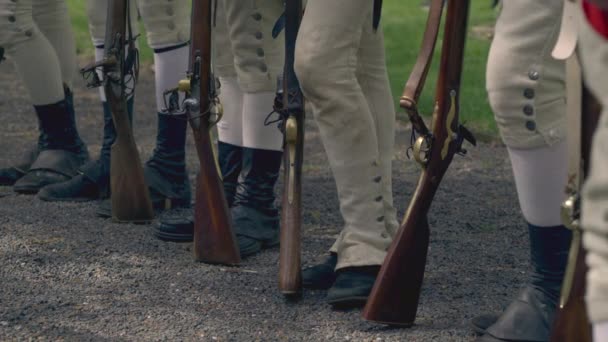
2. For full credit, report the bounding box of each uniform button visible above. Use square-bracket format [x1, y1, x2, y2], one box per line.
[528, 70, 540, 81]
[24, 29, 32, 37]
[8, 16, 16, 22]
[260, 64, 268, 72]
[255, 32, 263, 40]
[166, 7, 174, 15]
[252, 13, 262, 21]
[525, 120, 536, 131]
[375, 196, 383, 202]
[548, 129, 557, 138]
[523, 88, 535, 99]
[168, 22, 175, 30]
[376, 216, 385, 222]
[373, 176, 382, 183]
[381, 233, 388, 239]
[523, 105, 534, 116]
[256, 48, 265, 57]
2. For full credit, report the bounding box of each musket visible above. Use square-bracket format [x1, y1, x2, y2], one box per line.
[363, 0, 475, 326]
[277, 0, 305, 297]
[81, 0, 154, 223]
[549, 4, 593, 338]
[163, 0, 240, 265]
[550, 84, 596, 342]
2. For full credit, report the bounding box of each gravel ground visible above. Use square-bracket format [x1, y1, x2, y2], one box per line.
[0, 61, 530, 342]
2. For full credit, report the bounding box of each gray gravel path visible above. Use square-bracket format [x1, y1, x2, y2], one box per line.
[0, 61, 529, 341]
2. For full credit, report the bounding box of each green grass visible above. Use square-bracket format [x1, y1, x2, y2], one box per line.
[383, 0, 498, 135]
[66, 0, 497, 135]
[66, 0, 153, 61]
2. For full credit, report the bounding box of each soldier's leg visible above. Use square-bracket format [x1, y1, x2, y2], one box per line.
[212, 0, 245, 209]
[0, 0, 80, 187]
[301, 13, 399, 292]
[295, 0, 393, 306]
[38, 0, 138, 203]
[154, 0, 247, 242]
[473, 1, 571, 341]
[218, 0, 285, 257]
[0, 0, 88, 193]
[136, 0, 191, 211]
[579, 6, 608, 341]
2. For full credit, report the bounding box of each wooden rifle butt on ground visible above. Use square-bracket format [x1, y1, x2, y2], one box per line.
[279, 114, 304, 296]
[362, 210, 429, 326]
[278, 0, 305, 296]
[191, 124, 240, 265]
[104, 0, 154, 223]
[107, 94, 154, 224]
[550, 87, 599, 342]
[188, 0, 240, 265]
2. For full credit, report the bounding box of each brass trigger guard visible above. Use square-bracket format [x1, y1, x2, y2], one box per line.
[208, 99, 224, 127]
[413, 135, 431, 166]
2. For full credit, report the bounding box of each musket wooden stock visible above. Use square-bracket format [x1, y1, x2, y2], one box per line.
[363, 0, 471, 326]
[549, 87, 598, 342]
[278, 0, 305, 296]
[104, 0, 154, 223]
[188, 0, 240, 265]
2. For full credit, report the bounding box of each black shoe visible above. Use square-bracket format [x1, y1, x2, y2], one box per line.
[154, 208, 193, 242]
[303, 253, 338, 290]
[326, 266, 380, 309]
[14, 92, 89, 194]
[0, 146, 38, 186]
[38, 173, 102, 202]
[96, 185, 190, 218]
[231, 147, 282, 258]
[152, 214, 279, 256]
[476, 224, 571, 341]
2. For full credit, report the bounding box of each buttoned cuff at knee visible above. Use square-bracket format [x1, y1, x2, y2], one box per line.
[492, 94, 567, 149]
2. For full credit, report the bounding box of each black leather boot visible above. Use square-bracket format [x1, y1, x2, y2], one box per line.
[13, 92, 89, 194]
[474, 224, 571, 341]
[144, 112, 190, 207]
[1, 87, 75, 186]
[326, 266, 380, 309]
[154, 141, 243, 242]
[219, 141, 244, 208]
[231, 147, 282, 257]
[96, 112, 190, 218]
[302, 253, 338, 290]
[38, 99, 129, 201]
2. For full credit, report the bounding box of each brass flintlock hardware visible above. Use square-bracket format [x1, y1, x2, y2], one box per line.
[162, 74, 224, 177]
[80, 56, 119, 88]
[559, 193, 581, 308]
[401, 90, 475, 167]
[401, 96, 433, 167]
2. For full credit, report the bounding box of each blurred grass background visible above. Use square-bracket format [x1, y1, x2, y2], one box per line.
[67, 0, 498, 135]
